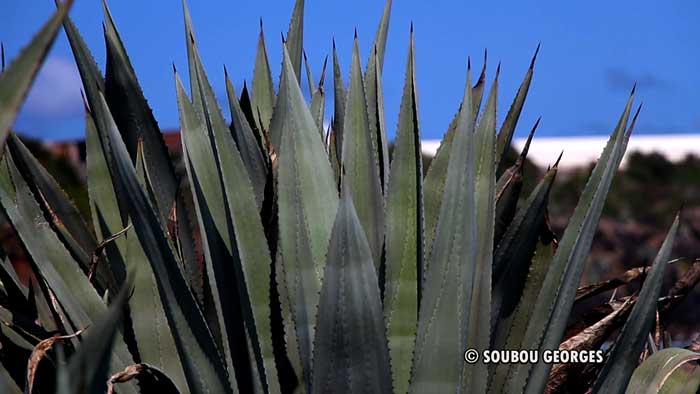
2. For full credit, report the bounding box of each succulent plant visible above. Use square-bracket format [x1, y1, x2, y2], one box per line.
[0, 0, 698, 393]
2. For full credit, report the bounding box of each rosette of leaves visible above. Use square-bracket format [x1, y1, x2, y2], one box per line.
[0, 0, 697, 393]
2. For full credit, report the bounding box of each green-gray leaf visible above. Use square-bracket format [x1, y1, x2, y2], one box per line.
[592, 215, 680, 393]
[494, 120, 538, 246]
[63, 278, 130, 394]
[225, 68, 268, 208]
[216, 78, 282, 394]
[488, 236, 555, 393]
[101, 88, 234, 394]
[332, 41, 346, 162]
[410, 64, 475, 393]
[276, 44, 340, 390]
[0, 1, 71, 151]
[311, 182, 393, 394]
[6, 134, 104, 288]
[506, 91, 638, 394]
[626, 348, 700, 394]
[127, 146, 188, 393]
[286, 0, 305, 83]
[462, 71, 498, 392]
[102, 2, 193, 271]
[491, 165, 557, 346]
[309, 57, 328, 139]
[365, 0, 393, 191]
[252, 20, 276, 132]
[383, 31, 423, 394]
[0, 361, 20, 394]
[423, 69, 488, 264]
[496, 45, 538, 176]
[341, 36, 384, 267]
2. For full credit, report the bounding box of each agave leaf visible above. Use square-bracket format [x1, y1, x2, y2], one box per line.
[252, 20, 276, 132]
[625, 348, 700, 394]
[125, 221, 187, 393]
[225, 68, 268, 207]
[86, 108, 128, 290]
[332, 41, 346, 162]
[309, 57, 328, 139]
[496, 45, 538, 176]
[410, 64, 475, 393]
[183, 6, 271, 390]
[63, 8, 136, 280]
[364, 0, 393, 191]
[183, 21, 281, 392]
[63, 278, 130, 394]
[272, 251, 303, 389]
[421, 109, 456, 259]
[491, 165, 558, 340]
[0, 150, 101, 330]
[0, 361, 20, 394]
[488, 235, 555, 393]
[461, 71, 498, 393]
[8, 108, 135, 394]
[101, 0, 199, 275]
[60, 5, 104, 106]
[286, 0, 305, 83]
[303, 50, 315, 94]
[366, 0, 392, 73]
[494, 119, 537, 246]
[238, 82, 258, 135]
[422, 71, 488, 263]
[100, 88, 233, 394]
[126, 146, 188, 392]
[311, 182, 393, 394]
[472, 51, 488, 116]
[328, 127, 341, 184]
[215, 80, 283, 394]
[658, 361, 700, 394]
[6, 133, 96, 259]
[505, 94, 638, 394]
[5, 134, 121, 299]
[175, 72, 246, 390]
[0, 307, 37, 351]
[0, 1, 72, 150]
[592, 216, 679, 393]
[367, 48, 390, 192]
[276, 44, 340, 389]
[61, 9, 122, 191]
[0, 257, 28, 302]
[341, 37, 384, 266]
[31, 280, 62, 333]
[383, 31, 422, 394]
[182, 0, 201, 109]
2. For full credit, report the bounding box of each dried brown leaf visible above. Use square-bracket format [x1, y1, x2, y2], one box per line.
[26, 327, 88, 393]
[87, 224, 132, 281]
[575, 266, 648, 303]
[546, 299, 634, 394]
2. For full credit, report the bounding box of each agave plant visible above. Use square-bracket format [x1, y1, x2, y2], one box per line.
[0, 0, 698, 393]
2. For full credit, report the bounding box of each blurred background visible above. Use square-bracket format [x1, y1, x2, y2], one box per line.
[3, 0, 700, 340]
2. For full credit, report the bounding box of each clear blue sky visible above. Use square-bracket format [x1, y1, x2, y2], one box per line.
[3, 0, 700, 141]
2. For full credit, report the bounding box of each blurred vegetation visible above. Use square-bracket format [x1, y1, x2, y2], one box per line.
[551, 152, 700, 227]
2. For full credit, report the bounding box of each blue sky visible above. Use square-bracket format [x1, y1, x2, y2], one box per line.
[3, 0, 700, 141]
